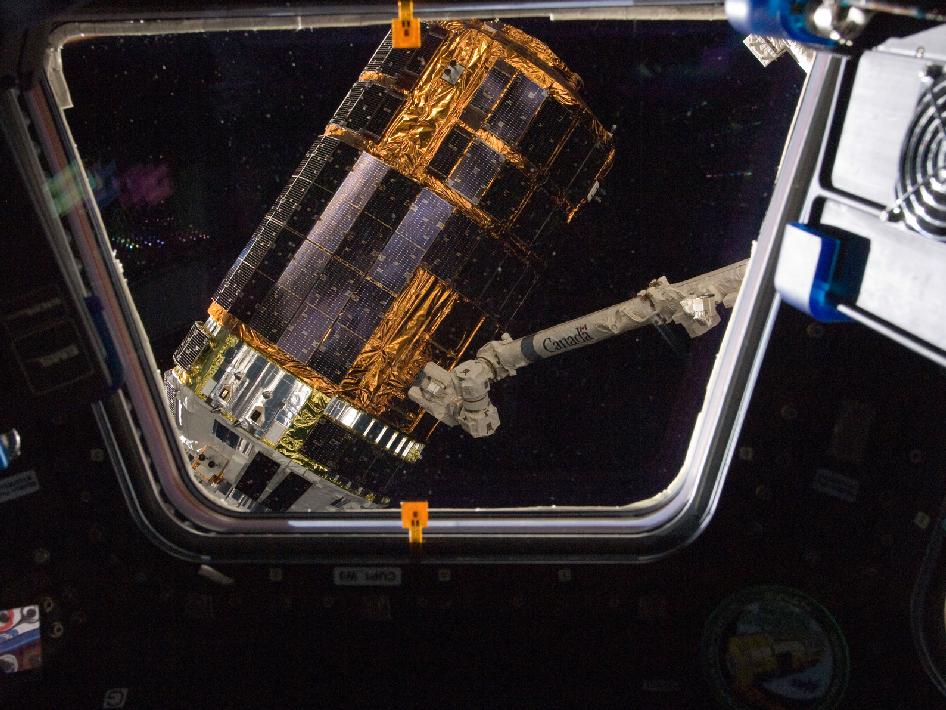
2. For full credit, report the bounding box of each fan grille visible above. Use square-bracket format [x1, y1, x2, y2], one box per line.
[895, 70, 946, 241]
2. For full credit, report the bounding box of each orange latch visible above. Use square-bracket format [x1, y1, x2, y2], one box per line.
[400, 501, 429, 544]
[392, 0, 421, 49]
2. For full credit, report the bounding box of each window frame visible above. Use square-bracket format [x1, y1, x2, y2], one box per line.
[2, 3, 835, 561]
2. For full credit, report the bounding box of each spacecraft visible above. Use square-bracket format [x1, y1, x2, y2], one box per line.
[165, 20, 616, 513]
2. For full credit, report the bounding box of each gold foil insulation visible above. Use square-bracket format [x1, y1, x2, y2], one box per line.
[274, 391, 332, 471]
[338, 268, 458, 417]
[368, 27, 495, 175]
[490, 22, 583, 94]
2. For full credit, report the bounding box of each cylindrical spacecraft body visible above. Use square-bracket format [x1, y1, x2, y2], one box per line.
[166, 20, 614, 511]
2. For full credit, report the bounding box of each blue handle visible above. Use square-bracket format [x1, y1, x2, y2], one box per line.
[726, 0, 837, 46]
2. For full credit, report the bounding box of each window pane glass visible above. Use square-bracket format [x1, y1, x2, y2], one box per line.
[61, 20, 803, 513]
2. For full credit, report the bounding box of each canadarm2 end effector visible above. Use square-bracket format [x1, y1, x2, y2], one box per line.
[408, 259, 749, 438]
[409, 359, 501, 438]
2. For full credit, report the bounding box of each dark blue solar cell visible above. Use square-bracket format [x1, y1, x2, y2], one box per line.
[212, 420, 241, 449]
[278, 303, 334, 364]
[468, 63, 513, 114]
[370, 232, 426, 291]
[565, 141, 610, 203]
[302, 154, 389, 256]
[366, 92, 406, 138]
[173, 323, 209, 371]
[479, 164, 530, 221]
[258, 228, 304, 280]
[454, 237, 506, 303]
[397, 189, 454, 251]
[422, 213, 481, 283]
[309, 201, 361, 251]
[286, 184, 333, 236]
[299, 418, 349, 466]
[260, 473, 312, 512]
[519, 97, 573, 167]
[484, 74, 547, 145]
[234, 452, 280, 500]
[427, 128, 473, 180]
[310, 139, 360, 193]
[366, 33, 407, 74]
[309, 324, 365, 382]
[361, 169, 421, 228]
[430, 296, 482, 351]
[335, 215, 392, 274]
[548, 121, 595, 195]
[405, 25, 447, 76]
[330, 82, 405, 140]
[512, 187, 560, 246]
[337, 281, 393, 339]
[447, 141, 505, 204]
[213, 259, 254, 310]
[230, 270, 276, 323]
[248, 285, 303, 342]
[306, 258, 361, 320]
[272, 175, 311, 223]
[275, 240, 332, 300]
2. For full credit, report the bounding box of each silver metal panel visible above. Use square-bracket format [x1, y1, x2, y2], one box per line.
[876, 24, 946, 64]
[206, 344, 313, 437]
[831, 51, 924, 206]
[820, 198, 946, 356]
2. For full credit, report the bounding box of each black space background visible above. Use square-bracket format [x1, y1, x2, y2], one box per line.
[61, 20, 803, 506]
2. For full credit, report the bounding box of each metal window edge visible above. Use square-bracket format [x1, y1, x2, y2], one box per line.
[24, 11, 834, 561]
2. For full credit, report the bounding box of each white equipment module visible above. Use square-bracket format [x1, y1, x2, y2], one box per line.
[774, 23, 946, 367]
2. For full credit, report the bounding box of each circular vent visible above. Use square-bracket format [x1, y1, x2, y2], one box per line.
[895, 69, 946, 241]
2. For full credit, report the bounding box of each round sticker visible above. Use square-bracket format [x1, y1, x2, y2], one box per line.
[701, 586, 849, 709]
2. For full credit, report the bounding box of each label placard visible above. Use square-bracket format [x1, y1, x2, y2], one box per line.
[0, 470, 40, 504]
[333, 567, 402, 586]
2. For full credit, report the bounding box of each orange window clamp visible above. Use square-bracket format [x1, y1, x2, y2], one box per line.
[392, 0, 421, 49]
[400, 501, 429, 544]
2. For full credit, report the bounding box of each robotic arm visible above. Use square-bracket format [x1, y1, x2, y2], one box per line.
[408, 259, 749, 438]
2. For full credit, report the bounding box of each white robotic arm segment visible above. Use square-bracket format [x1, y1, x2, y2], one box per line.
[407, 360, 501, 438]
[408, 259, 749, 438]
[409, 362, 460, 427]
